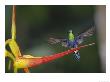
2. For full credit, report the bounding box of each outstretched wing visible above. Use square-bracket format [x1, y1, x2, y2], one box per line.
[76, 27, 95, 44]
[48, 38, 68, 47]
[80, 27, 95, 37]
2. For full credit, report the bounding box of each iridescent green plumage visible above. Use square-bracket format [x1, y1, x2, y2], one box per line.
[68, 30, 74, 41]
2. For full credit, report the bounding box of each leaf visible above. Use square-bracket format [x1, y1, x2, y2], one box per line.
[8, 39, 22, 58]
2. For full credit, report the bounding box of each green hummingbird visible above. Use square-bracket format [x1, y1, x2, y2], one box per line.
[48, 27, 95, 61]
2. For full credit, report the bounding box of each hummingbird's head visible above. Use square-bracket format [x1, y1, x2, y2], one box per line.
[69, 30, 72, 33]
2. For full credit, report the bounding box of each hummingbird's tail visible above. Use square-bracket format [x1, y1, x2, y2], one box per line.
[73, 50, 80, 61]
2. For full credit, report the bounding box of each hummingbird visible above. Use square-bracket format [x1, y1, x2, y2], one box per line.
[48, 27, 95, 61]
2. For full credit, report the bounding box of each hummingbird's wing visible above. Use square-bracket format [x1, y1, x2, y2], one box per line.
[80, 27, 95, 37]
[48, 37, 68, 47]
[76, 27, 95, 44]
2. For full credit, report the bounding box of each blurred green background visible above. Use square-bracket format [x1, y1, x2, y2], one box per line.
[5, 5, 102, 73]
